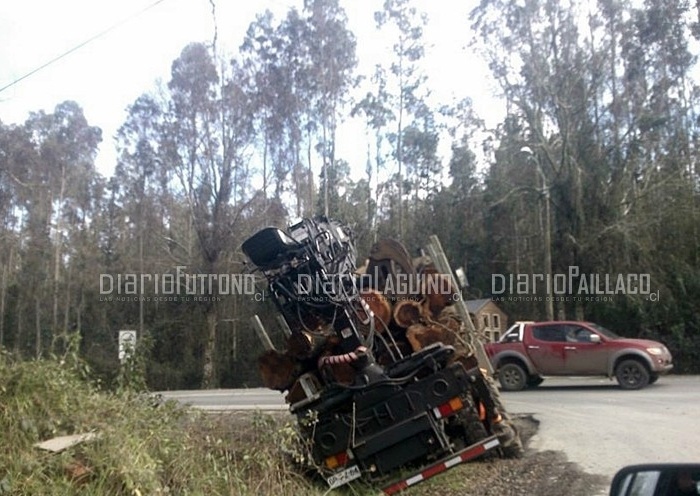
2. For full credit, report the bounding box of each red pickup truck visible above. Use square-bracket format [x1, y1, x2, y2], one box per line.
[484, 321, 673, 391]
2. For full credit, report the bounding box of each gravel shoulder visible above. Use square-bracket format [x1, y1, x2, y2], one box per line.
[447, 414, 609, 496]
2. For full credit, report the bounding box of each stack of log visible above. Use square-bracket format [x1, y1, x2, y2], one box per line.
[357, 250, 474, 370]
[257, 238, 477, 400]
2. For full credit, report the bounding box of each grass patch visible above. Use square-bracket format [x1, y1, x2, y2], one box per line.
[0, 351, 334, 496]
[1, 351, 553, 496]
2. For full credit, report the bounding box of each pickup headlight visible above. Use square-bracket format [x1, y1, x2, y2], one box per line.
[646, 347, 663, 355]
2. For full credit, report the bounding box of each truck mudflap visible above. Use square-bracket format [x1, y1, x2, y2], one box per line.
[380, 435, 501, 495]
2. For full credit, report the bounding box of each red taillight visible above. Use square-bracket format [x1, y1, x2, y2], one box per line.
[433, 396, 463, 418]
[325, 450, 351, 469]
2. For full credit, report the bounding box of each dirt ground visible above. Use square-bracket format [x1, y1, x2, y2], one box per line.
[438, 414, 610, 496]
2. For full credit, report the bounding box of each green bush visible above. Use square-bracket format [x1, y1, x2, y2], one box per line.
[0, 352, 325, 496]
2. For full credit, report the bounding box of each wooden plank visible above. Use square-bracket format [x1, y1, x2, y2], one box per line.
[34, 432, 99, 453]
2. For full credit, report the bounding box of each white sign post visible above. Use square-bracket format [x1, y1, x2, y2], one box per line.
[118, 330, 137, 363]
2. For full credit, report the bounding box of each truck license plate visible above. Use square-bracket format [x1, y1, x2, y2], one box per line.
[326, 465, 361, 488]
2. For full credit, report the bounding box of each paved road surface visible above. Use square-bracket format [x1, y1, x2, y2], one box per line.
[158, 375, 700, 482]
[501, 375, 700, 480]
[159, 388, 286, 410]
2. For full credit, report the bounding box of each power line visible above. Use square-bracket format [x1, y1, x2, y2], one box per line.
[0, 0, 170, 95]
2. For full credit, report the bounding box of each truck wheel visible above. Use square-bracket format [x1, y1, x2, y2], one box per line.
[480, 373, 524, 457]
[526, 375, 544, 388]
[498, 363, 527, 391]
[615, 359, 650, 390]
[448, 392, 490, 450]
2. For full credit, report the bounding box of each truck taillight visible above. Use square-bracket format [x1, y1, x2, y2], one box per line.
[433, 396, 463, 419]
[325, 450, 351, 469]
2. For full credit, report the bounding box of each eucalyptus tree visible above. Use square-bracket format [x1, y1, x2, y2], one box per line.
[18, 102, 101, 356]
[115, 95, 168, 337]
[160, 42, 256, 387]
[470, 0, 700, 330]
[239, 11, 282, 202]
[351, 65, 394, 241]
[430, 98, 490, 293]
[400, 103, 439, 202]
[304, 0, 358, 217]
[374, 0, 430, 238]
[0, 122, 35, 350]
[241, 1, 357, 218]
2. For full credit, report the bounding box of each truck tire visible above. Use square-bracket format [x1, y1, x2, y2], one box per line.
[480, 372, 524, 458]
[498, 362, 527, 391]
[449, 393, 490, 449]
[615, 358, 650, 390]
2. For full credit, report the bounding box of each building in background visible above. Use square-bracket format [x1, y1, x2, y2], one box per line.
[466, 299, 507, 342]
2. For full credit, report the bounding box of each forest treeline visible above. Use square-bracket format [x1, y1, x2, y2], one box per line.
[0, 0, 698, 388]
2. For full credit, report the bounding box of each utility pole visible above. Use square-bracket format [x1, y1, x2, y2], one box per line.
[521, 147, 554, 320]
[540, 168, 554, 321]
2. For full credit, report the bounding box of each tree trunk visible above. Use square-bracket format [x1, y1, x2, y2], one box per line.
[14, 296, 22, 354]
[52, 168, 66, 339]
[201, 310, 218, 388]
[35, 297, 42, 358]
[0, 258, 7, 347]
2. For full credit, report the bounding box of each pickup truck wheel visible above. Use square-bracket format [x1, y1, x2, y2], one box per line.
[498, 363, 527, 391]
[615, 359, 650, 390]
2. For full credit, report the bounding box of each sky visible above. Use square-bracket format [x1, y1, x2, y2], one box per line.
[0, 0, 499, 178]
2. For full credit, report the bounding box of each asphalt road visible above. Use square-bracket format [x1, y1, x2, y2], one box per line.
[501, 375, 700, 480]
[158, 374, 700, 482]
[159, 388, 286, 410]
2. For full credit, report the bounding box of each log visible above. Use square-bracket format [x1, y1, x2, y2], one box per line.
[258, 350, 298, 391]
[393, 299, 423, 328]
[405, 323, 428, 352]
[422, 271, 457, 317]
[406, 322, 458, 352]
[286, 331, 313, 359]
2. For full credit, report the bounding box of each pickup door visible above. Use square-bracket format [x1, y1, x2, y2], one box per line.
[558, 324, 610, 374]
[525, 324, 568, 375]
[527, 323, 610, 375]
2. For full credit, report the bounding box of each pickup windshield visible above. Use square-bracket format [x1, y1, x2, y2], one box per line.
[589, 323, 620, 339]
[498, 325, 522, 343]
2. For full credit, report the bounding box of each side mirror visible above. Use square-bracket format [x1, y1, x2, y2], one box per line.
[610, 464, 700, 496]
[590, 334, 601, 344]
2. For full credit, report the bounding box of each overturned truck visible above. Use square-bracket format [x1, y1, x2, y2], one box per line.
[242, 217, 522, 493]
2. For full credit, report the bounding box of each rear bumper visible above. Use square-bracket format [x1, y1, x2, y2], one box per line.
[381, 436, 500, 495]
